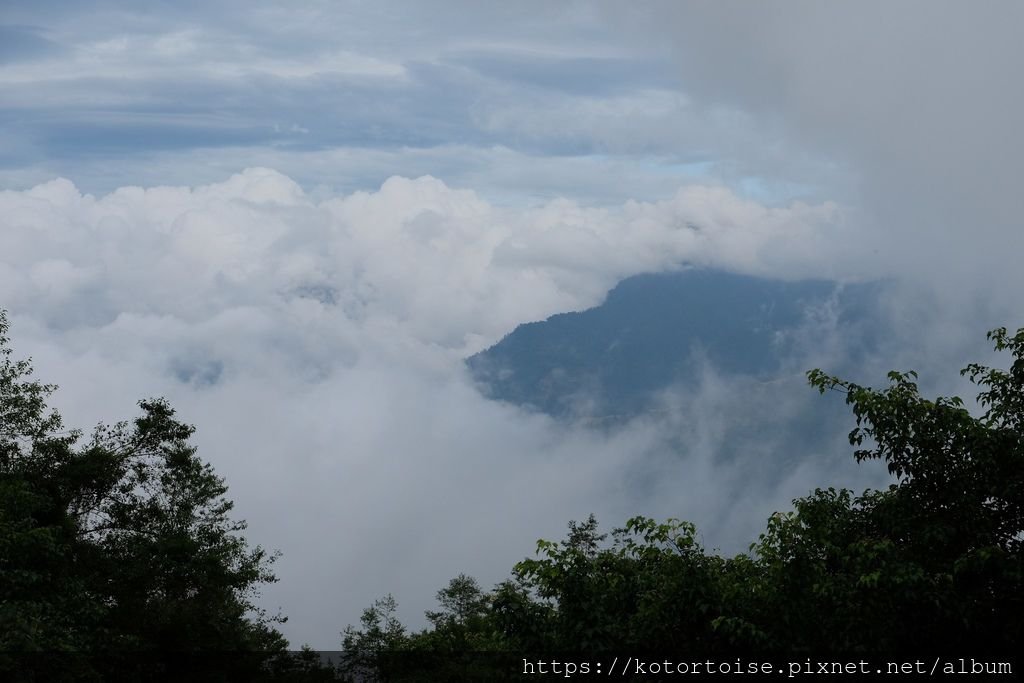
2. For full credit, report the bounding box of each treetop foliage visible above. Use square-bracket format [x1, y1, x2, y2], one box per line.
[344, 325, 1024, 675]
[1, 311, 293, 679]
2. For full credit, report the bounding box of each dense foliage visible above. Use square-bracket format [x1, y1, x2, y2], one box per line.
[0, 311, 294, 679]
[345, 327, 1024, 675]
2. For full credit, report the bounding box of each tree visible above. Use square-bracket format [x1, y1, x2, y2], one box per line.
[421, 574, 494, 648]
[714, 329, 1024, 652]
[494, 515, 734, 653]
[339, 594, 408, 680]
[342, 326, 1024, 661]
[782, 329, 1024, 650]
[0, 311, 290, 678]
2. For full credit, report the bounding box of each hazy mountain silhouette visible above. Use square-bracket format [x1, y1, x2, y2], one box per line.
[467, 268, 880, 423]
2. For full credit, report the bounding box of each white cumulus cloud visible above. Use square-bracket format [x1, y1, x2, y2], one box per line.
[0, 168, 913, 647]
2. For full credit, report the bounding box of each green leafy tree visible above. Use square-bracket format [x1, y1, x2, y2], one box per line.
[347, 326, 1024, 661]
[717, 329, 1024, 652]
[0, 311, 291, 677]
[493, 515, 735, 653]
[420, 574, 495, 649]
[1, 310, 101, 656]
[339, 594, 408, 681]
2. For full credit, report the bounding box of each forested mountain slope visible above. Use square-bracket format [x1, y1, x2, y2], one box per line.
[468, 268, 880, 421]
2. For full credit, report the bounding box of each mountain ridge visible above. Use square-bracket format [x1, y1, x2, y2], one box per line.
[467, 268, 880, 421]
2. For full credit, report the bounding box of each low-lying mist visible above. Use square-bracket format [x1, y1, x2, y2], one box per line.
[1, 169, 1012, 648]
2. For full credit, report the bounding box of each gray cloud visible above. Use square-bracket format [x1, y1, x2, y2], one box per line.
[1, 169, 895, 647]
[609, 1, 1024, 303]
[0, 0, 816, 202]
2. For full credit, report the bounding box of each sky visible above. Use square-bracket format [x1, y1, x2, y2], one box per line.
[2, 1, 1023, 648]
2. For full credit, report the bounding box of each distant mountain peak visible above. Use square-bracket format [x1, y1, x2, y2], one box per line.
[467, 268, 878, 422]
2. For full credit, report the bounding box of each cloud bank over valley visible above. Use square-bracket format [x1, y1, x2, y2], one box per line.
[3, 169, 908, 647]
[3, 0, 1022, 650]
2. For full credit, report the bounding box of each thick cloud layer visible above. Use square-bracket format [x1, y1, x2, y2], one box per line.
[2, 169, 891, 647]
[611, 2, 1024, 300]
[3, 0, 1021, 650]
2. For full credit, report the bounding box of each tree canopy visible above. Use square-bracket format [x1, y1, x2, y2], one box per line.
[0, 311, 291, 679]
[343, 326, 1024, 676]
